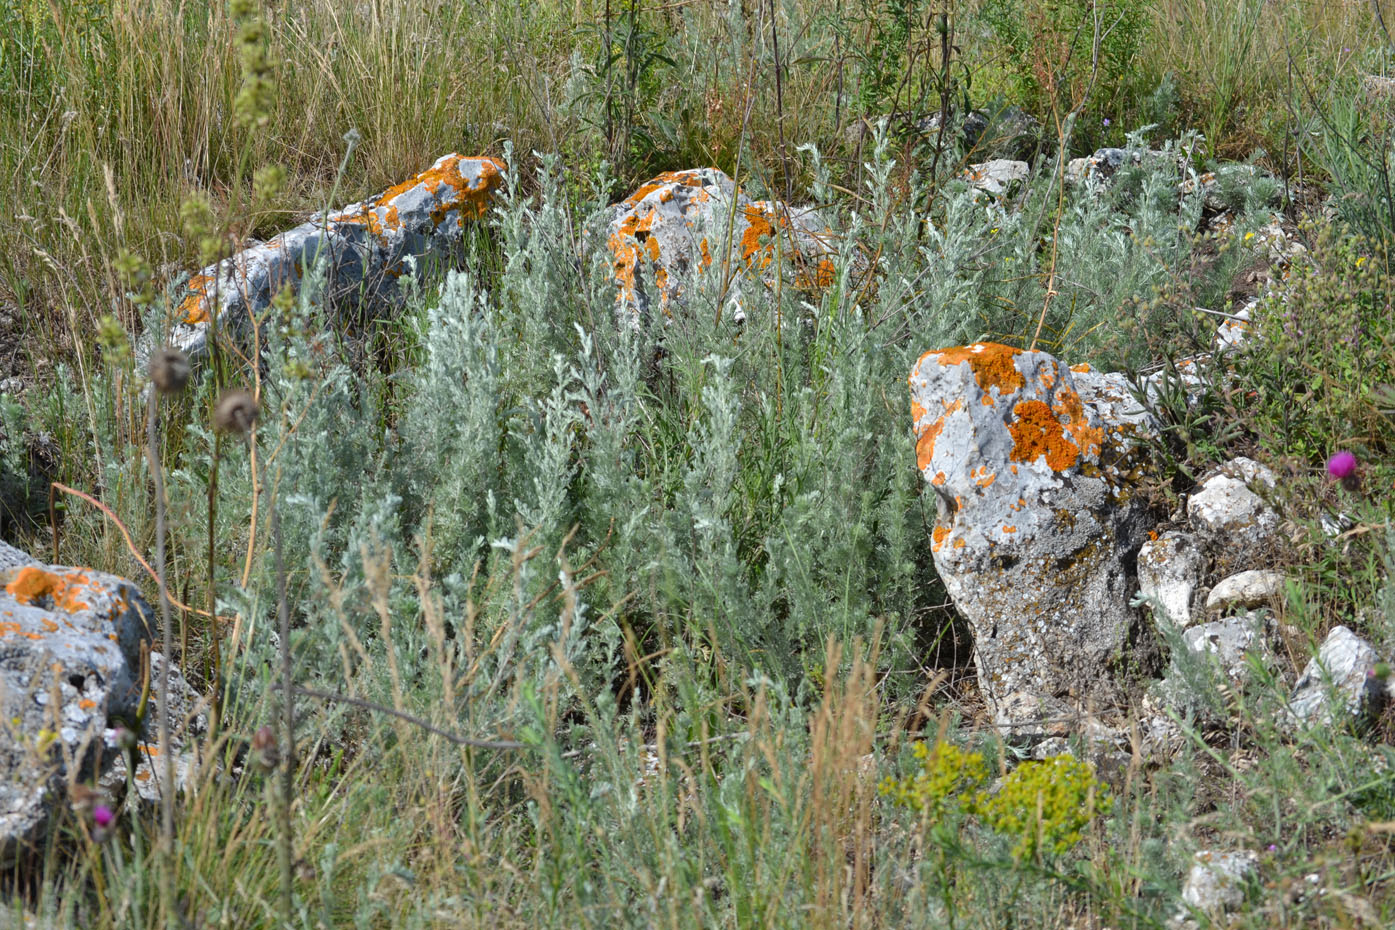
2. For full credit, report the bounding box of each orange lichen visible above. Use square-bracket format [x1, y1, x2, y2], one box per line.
[699, 236, 713, 269]
[913, 398, 963, 471]
[1007, 400, 1083, 471]
[179, 274, 214, 324]
[953, 538, 966, 549]
[934, 344, 1026, 397]
[0, 620, 42, 640]
[932, 471, 947, 486]
[740, 204, 778, 268]
[933, 525, 951, 551]
[6, 567, 95, 613]
[1002, 525, 1017, 534]
[78, 699, 96, 710]
[607, 207, 661, 304]
[1051, 385, 1103, 460]
[1070, 363, 1091, 373]
[623, 169, 717, 205]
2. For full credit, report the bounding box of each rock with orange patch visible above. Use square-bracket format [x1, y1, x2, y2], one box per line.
[0, 545, 158, 863]
[908, 343, 1161, 735]
[601, 168, 844, 325]
[145, 154, 503, 371]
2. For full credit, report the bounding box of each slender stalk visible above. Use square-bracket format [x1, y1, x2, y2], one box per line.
[272, 490, 295, 926]
[144, 384, 176, 916]
[207, 431, 222, 734]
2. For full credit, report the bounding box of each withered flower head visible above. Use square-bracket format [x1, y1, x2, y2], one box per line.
[214, 389, 259, 436]
[148, 348, 191, 394]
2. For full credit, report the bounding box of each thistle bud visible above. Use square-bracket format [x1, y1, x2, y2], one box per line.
[214, 389, 259, 436]
[148, 348, 191, 394]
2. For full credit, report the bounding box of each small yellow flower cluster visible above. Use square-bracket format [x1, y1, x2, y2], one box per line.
[975, 754, 1111, 860]
[880, 741, 1111, 860]
[878, 740, 987, 820]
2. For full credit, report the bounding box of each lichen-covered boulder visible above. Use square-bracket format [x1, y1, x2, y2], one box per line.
[0, 559, 154, 862]
[603, 168, 840, 325]
[150, 154, 504, 367]
[1286, 625, 1394, 728]
[907, 343, 1160, 733]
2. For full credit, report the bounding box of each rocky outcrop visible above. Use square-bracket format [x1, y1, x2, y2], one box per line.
[149, 154, 504, 367]
[0, 543, 202, 862]
[603, 168, 840, 325]
[0, 556, 153, 861]
[907, 343, 1160, 734]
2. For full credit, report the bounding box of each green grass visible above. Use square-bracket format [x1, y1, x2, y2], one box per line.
[3, 0, 1395, 926]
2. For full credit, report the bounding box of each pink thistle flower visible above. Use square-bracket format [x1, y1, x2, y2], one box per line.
[93, 805, 115, 829]
[1327, 451, 1357, 480]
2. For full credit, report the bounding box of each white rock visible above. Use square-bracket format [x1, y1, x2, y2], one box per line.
[1180, 615, 1271, 684]
[1205, 570, 1286, 612]
[1137, 531, 1206, 627]
[908, 343, 1159, 733]
[1175, 848, 1259, 924]
[1186, 457, 1280, 569]
[961, 159, 1029, 196]
[1287, 625, 1394, 726]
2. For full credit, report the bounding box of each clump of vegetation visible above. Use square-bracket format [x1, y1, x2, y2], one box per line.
[3, 0, 1395, 926]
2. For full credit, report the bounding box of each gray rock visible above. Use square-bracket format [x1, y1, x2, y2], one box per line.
[1172, 848, 1259, 927]
[1065, 147, 1134, 185]
[144, 154, 504, 370]
[602, 168, 842, 326]
[1205, 570, 1286, 613]
[0, 540, 38, 571]
[1137, 531, 1206, 628]
[917, 106, 1042, 162]
[961, 159, 1029, 196]
[908, 343, 1159, 733]
[1186, 457, 1280, 572]
[1287, 625, 1394, 727]
[1180, 614, 1271, 682]
[0, 559, 155, 863]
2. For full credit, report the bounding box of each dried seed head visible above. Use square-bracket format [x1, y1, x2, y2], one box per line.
[251, 724, 280, 772]
[148, 348, 190, 394]
[214, 389, 258, 436]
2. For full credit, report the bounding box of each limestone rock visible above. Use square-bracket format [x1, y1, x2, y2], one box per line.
[0, 558, 155, 863]
[961, 159, 1029, 196]
[1287, 625, 1394, 727]
[907, 343, 1159, 733]
[149, 154, 504, 369]
[1186, 457, 1280, 572]
[1180, 614, 1273, 685]
[1065, 147, 1135, 185]
[603, 168, 840, 325]
[1205, 570, 1285, 613]
[919, 106, 1043, 162]
[1137, 531, 1206, 628]
[1172, 849, 1259, 928]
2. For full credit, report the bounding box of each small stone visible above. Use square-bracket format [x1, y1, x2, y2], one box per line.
[1137, 531, 1206, 628]
[0, 377, 21, 395]
[1205, 570, 1286, 613]
[961, 159, 1029, 196]
[1186, 457, 1280, 572]
[1174, 848, 1259, 926]
[1287, 626, 1394, 727]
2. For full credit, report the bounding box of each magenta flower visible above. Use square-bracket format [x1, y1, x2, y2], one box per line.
[93, 805, 115, 829]
[1327, 451, 1357, 480]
